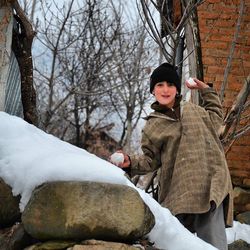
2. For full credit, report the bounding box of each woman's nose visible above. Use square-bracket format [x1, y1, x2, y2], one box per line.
[162, 84, 169, 91]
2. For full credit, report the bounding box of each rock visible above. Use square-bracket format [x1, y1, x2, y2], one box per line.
[236, 211, 250, 225]
[233, 187, 250, 214]
[0, 178, 21, 228]
[228, 239, 250, 250]
[22, 181, 155, 242]
[0, 223, 34, 250]
[69, 239, 141, 250]
[24, 240, 142, 250]
[24, 240, 76, 250]
[243, 179, 250, 189]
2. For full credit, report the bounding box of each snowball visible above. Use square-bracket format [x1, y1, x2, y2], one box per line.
[110, 152, 124, 165]
[187, 77, 197, 86]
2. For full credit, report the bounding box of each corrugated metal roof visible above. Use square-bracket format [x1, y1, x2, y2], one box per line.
[5, 50, 23, 117]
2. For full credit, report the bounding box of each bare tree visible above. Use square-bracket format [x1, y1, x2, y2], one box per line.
[106, 20, 155, 152]
[33, 0, 128, 150]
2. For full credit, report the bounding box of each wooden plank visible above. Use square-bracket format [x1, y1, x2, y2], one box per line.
[184, 4, 203, 104]
[0, 5, 13, 111]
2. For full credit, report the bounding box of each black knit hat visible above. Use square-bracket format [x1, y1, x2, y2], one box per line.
[150, 63, 181, 93]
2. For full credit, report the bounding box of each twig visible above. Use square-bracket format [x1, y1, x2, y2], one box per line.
[220, 75, 250, 139]
[220, 0, 245, 103]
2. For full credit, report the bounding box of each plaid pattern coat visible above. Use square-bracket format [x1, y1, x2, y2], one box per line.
[130, 88, 233, 226]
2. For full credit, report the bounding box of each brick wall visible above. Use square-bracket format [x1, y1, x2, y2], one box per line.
[197, 0, 250, 188]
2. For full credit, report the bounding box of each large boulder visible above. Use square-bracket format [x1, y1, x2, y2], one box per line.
[0, 178, 21, 227]
[22, 181, 155, 242]
[233, 187, 250, 214]
[228, 239, 250, 250]
[236, 211, 250, 225]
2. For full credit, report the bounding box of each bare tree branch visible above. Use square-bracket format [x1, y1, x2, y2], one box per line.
[220, 75, 250, 144]
[220, 0, 245, 103]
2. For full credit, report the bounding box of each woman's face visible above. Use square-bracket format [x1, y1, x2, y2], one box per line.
[153, 81, 177, 108]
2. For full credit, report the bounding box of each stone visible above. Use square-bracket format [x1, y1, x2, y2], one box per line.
[243, 179, 250, 188]
[0, 223, 34, 250]
[24, 241, 76, 250]
[0, 178, 21, 228]
[228, 239, 250, 250]
[233, 187, 250, 214]
[236, 211, 250, 225]
[68, 239, 141, 250]
[22, 181, 155, 242]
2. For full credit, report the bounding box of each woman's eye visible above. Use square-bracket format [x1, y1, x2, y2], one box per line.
[156, 83, 164, 87]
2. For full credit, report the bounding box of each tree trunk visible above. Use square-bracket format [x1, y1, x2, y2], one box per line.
[11, 0, 38, 125]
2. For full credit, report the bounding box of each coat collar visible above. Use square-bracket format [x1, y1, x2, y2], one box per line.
[146, 96, 185, 121]
[151, 95, 182, 112]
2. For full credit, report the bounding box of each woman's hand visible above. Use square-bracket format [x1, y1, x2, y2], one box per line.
[186, 78, 210, 90]
[109, 150, 131, 169]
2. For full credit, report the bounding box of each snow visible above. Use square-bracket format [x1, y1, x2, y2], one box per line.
[226, 221, 250, 244]
[0, 112, 249, 249]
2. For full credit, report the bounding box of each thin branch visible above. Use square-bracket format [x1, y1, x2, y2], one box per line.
[139, 0, 172, 61]
[220, 0, 245, 102]
[220, 75, 250, 139]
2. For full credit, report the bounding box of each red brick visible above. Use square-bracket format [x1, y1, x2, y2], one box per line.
[230, 145, 250, 153]
[218, 75, 245, 86]
[202, 41, 229, 50]
[207, 66, 225, 74]
[203, 56, 219, 65]
[210, 34, 234, 42]
[223, 100, 234, 108]
[242, 53, 250, 60]
[220, 13, 236, 20]
[230, 66, 246, 76]
[229, 170, 250, 179]
[213, 28, 235, 36]
[199, 27, 220, 35]
[234, 135, 250, 146]
[228, 82, 245, 91]
[205, 0, 221, 3]
[228, 160, 250, 170]
[243, 60, 250, 68]
[227, 152, 250, 161]
[203, 48, 231, 57]
[217, 20, 237, 28]
[198, 12, 221, 19]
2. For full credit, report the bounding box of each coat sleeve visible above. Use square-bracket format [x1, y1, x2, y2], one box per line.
[199, 88, 224, 133]
[128, 125, 162, 177]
